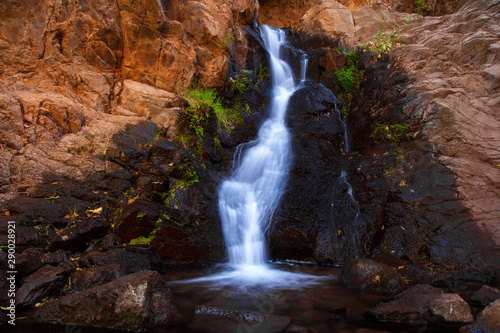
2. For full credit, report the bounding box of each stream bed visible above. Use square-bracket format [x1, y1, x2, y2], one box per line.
[5, 263, 461, 333]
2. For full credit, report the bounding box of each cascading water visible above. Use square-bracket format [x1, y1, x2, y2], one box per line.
[174, 26, 323, 289]
[155, 0, 167, 21]
[218, 25, 298, 269]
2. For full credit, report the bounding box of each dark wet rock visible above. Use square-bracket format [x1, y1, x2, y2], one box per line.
[398, 265, 456, 286]
[306, 47, 346, 85]
[16, 265, 66, 308]
[461, 299, 500, 333]
[49, 215, 110, 252]
[0, 251, 8, 305]
[35, 270, 180, 331]
[16, 248, 44, 277]
[0, 310, 7, 325]
[113, 199, 166, 245]
[342, 259, 405, 295]
[294, 309, 341, 325]
[471, 286, 500, 306]
[449, 267, 500, 284]
[70, 264, 126, 292]
[285, 323, 309, 333]
[368, 284, 473, 325]
[85, 247, 162, 274]
[271, 80, 350, 263]
[346, 308, 367, 321]
[191, 305, 291, 333]
[373, 253, 409, 268]
[354, 329, 391, 333]
[42, 250, 77, 276]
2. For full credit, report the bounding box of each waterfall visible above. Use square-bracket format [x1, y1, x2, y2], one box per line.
[155, 0, 166, 21]
[218, 25, 299, 268]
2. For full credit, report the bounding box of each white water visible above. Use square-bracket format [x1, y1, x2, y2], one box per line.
[218, 26, 298, 269]
[155, 0, 167, 21]
[173, 26, 324, 289]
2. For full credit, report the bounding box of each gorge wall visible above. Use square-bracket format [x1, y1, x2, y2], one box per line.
[0, 0, 499, 323]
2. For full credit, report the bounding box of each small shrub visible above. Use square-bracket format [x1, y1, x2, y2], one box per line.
[362, 28, 403, 58]
[370, 123, 412, 146]
[183, 86, 241, 136]
[414, 0, 424, 15]
[334, 51, 362, 93]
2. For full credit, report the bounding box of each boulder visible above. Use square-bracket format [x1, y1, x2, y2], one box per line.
[368, 284, 473, 325]
[398, 265, 456, 286]
[461, 299, 500, 333]
[85, 247, 162, 274]
[35, 270, 180, 331]
[16, 248, 44, 278]
[70, 264, 126, 292]
[298, 0, 355, 42]
[471, 285, 500, 306]
[42, 250, 78, 275]
[16, 265, 66, 308]
[342, 259, 405, 295]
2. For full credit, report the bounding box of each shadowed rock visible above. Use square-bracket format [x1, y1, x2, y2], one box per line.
[35, 270, 180, 332]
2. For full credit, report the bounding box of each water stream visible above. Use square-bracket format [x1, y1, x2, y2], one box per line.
[218, 25, 296, 269]
[155, 0, 167, 21]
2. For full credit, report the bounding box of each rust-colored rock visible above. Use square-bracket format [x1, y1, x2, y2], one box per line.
[298, 0, 355, 42]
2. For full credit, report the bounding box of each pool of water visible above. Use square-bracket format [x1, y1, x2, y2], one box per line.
[4, 263, 461, 333]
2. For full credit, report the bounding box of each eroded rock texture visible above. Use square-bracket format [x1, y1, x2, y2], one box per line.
[348, 0, 500, 266]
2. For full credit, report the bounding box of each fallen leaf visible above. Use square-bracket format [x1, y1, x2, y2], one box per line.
[88, 207, 103, 214]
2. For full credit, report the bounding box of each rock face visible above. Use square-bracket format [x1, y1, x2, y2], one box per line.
[368, 284, 473, 325]
[35, 270, 180, 331]
[350, 0, 500, 265]
[0, 0, 258, 271]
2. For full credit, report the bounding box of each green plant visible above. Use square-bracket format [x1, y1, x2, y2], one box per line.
[65, 205, 79, 221]
[183, 86, 241, 136]
[136, 211, 146, 218]
[46, 194, 60, 201]
[362, 28, 403, 58]
[128, 217, 161, 245]
[370, 123, 412, 146]
[124, 187, 138, 200]
[403, 15, 413, 23]
[414, 0, 424, 15]
[221, 31, 235, 49]
[128, 227, 159, 245]
[334, 51, 362, 92]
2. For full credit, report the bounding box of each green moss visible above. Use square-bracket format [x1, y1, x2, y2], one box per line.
[128, 224, 160, 245]
[370, 123, 412, 146]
